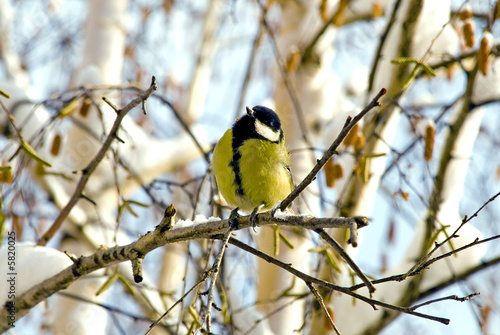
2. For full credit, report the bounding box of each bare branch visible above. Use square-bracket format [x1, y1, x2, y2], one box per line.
[36, 76, 159, 246]
[146, 271, 210, 335]
[203, 230, 232, 333]
[152, 93, 210, 164]
[279, 88, 386, 210]
[410, 293, 479, 311]
[315, 228, 375, 293]
[306, 282, 342, 335]
[224, 236, 450, 325]
[0, 206, 368, 332]
[257, 1, 311, 146]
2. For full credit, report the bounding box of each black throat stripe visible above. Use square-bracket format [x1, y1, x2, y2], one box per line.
[229, 133, 283, 198]
[230, 141, 245, 196]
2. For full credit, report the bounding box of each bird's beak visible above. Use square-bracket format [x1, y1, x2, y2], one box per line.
[246, 106, 254, 116]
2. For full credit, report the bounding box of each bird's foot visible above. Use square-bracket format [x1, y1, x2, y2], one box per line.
[228, 208, 240, 230]
[250, 204, 265, 229]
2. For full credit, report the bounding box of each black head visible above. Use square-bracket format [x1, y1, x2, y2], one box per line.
[232, 105, 283, 148]
[246, 105, 282, 132]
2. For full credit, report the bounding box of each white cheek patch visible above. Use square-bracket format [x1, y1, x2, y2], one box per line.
[255, 119, 281, 142]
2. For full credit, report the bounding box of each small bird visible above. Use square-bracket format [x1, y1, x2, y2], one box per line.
[212, 105, 293, 224]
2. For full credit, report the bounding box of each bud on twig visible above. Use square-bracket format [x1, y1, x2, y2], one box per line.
[459, 4, 473, 21]
[478, 31, 493, 76]
[286, 46, 301, 73]
[462, 18, 475, 48]
[50, 133, 62, 156]
[320, 0, 330, 22]
[372, 1, 384, 18]
[424, 124, 435, 162]
[79, 97, 92, 117]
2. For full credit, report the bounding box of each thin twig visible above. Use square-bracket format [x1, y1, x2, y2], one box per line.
[236, 24, 263, 119]
[204, 230, 232, 333]
[348, 233, 500, 292]
[367, 0, 403, 95]
[306, 282, 342, 335]
[58, 292, 155, 323]
[223, 236, 450, 325]
[257, 1, 311, 146]
[2, 204, 366, 331]
[315, 228, 375, 294]
[145, 271, 210, 335]
[153, 93, 210, 163]
[242, 294, 308, 335]
[405, 189, 500, 279]
[416, 254, 500, 301]
[410, 293, 479, 311]
[279, 88, 386, 210]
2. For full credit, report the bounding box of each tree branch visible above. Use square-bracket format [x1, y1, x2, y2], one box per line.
[223, 236, 450, 326]
[37, 76, 159, 246]
[0, 206, 368, 332]
[279, 88, 386, 210]
[315, 228, 375, 293]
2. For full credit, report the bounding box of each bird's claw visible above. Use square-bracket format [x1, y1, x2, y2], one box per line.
[229, 208, 240, 230]
[250, 208, 259, 228]
[250, 204, 265, 230]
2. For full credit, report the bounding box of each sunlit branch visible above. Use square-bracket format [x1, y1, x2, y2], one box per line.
[36, 76, 159, 247]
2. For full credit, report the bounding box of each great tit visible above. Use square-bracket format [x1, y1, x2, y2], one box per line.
[212, 105, 293, 222]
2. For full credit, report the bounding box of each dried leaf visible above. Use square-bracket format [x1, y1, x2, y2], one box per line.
[279, 231, 295, 250]
[353, 134, 366, 153]
[21, 141, 52, 167]
[332, 163, 343, 179]
[96, 274, 119, 296]
[273, 225, 280, 256]
[141, 6, 151, 22]
[286, 47, 301, 73]
[343, 123, 359, 147]
[117, 274, 136, 295]
[0, 89, 10, 99]
[324, 157, 336, 188]
[0, 166, 13, 184]
[124, 45, 135, 58]
[59, 97, 79, 118]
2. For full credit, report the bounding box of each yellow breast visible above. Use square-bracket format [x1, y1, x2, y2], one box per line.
[212, 129, 293, 213]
